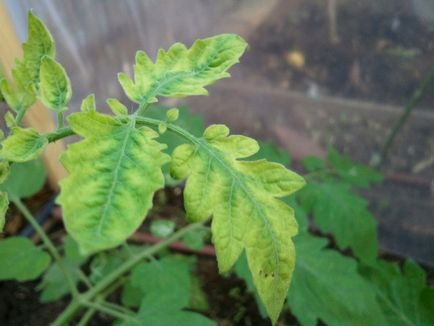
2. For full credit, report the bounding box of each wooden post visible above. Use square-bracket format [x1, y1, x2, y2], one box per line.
[0, 1, 67, 190]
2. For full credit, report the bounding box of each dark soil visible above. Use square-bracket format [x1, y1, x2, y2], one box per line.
[244, 0, 434, 108]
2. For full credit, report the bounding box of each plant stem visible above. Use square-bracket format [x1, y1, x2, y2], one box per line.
[135, 102, 150, 116]
[45, 127, 75, 142]
[100, 300, 135, 316]
[15, 108, 26, 125]
[12, 198, 80, 300]
[84, 221, 203, 299]
[379, 67, 434, 165]
[81, 301, 138, 324]
[52, 222, 204, 325]
[77, 307, 96, 326]
[57, 112, 64, 129]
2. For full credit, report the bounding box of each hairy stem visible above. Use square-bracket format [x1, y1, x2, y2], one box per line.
[52, 221, 204, 325]
[379, 67, 434, 165]
[12, 197, 80, 300]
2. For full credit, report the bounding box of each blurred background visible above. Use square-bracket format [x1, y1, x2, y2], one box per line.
[2, 0, 433, 265]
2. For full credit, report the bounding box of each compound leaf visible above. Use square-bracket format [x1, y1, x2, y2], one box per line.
[360, 260, 434, 325]
[0, 127, 47, 162]
[57, 111, 169, 254]
[0, 236, 51, 281]
[288, 234, 386, 326]
[328, 147, 383, 188]
[170, 124, 305, 323]
[39, 56, 71, 112]
[298, 182, 378, 262]
[119, 34, 247, 104]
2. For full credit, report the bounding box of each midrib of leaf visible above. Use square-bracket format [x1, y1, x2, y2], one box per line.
[53, 77, 65, 111]
[194, 137, 281, 271]
[96, 121, 134, 236]
[375, 287, 414, 326]
[140, 37, 224, 103]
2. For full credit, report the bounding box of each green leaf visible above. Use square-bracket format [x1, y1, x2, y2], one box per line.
[170, 124, 305, 323]
[39, 56, 71, 112]
[0, 236, 51, 281]
[0, 192, 8, 231]
[298, 182, 378, 262]
[158, 122, 167, 134]
[0, 127, 48, 162]
[302, 156, 325, 172]
[288, 234, 386, 326]
[0, 160, 10, 183]
[328, 147, 383, 188]
[0, 79, 35, 112]
[57, 111, 169, 254]
[90, 245, 140, 284]
[120, 256, 214, 326]
[166, 108, 179, 122]
[4, 111, 17, 128]
[150, 220, 176, 238]
[38, 236, 87, 302]
[22, 11, 56, 87]
[181, 227, 209, 250]
[0, 11, 54, 112]
[107, 98, 128, 116]
[80, 93, 96, 112]
[1, 160, 46, 199]
[360, 260, 434, 325]
[118, 34, 247, 104]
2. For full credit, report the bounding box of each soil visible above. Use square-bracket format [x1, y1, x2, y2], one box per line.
[243, 0, 434, 108]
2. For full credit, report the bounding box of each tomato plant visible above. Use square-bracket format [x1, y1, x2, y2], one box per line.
[0, 12, 433, 326]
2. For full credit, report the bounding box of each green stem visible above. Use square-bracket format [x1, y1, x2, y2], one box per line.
[52, 222, 204, 325]
[77, 307, 96, 326]
[57, 111, 64, 129]
[12, 198, 80, 300]
[15, 108, 26, 125]
[84, 221, 202, 299]
[135, 102, 151, 117]
[45, 127, 75, 142]
[76, 278, 127, 326]
[81, 301, 138, 324]
[379, 67, 434, 165]
[100, 300, 135, 316]
[77, 269, 93, 289]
